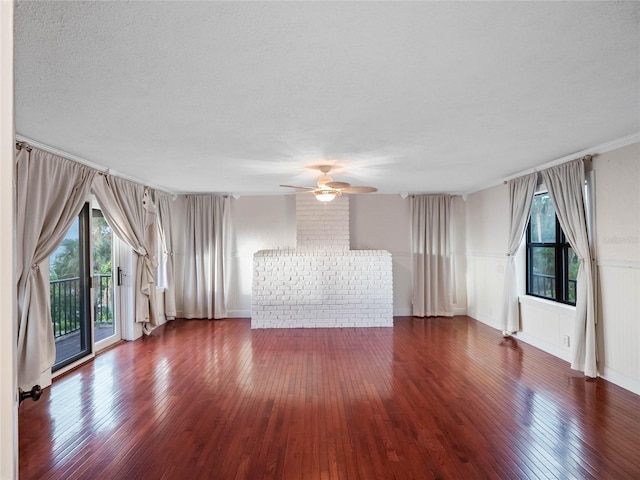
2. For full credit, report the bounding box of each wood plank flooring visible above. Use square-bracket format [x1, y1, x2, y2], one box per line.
[19, 316, 640, 479]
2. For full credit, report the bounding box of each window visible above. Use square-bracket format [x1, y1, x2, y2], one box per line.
[526, 192, 579, 305]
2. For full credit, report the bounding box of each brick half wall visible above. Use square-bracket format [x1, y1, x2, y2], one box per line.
[251, 250, 393, 328]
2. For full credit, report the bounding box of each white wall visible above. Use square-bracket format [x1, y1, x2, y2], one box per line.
[211, 193, 466, 318]
[451, 195, 468, 315]
[0, 1, 17, 478]
[251, 193, 395, 328]
[465, 183, 509, 328]
[349, 195, 413, 315]
[350, 194, 467, 316]
[465, 142, 640, 394]
[226, 194, 415, 316]
[592, 143, 640, 392]
[227, 195, 296, 317]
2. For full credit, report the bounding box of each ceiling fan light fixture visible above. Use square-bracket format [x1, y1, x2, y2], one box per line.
[281, 165, 376, 200]
[314, 189, 340, 202]
[317, 174, 333, 187]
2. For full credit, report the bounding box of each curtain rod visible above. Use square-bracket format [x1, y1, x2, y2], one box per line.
[500, 132, 640, 185]
[15, 135, 177, 197]
[502, 154, 594, 184]
[466, 132, 640, 194]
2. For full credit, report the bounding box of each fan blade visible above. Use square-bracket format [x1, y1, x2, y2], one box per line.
[325, 181, 351, 189]
[280, 184, 316, 190]
[342, 186, 377, 194]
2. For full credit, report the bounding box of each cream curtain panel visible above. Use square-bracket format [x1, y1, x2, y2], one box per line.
[183, 195, 230, 319]
[541, 160, 596, 377]
[157, 192, 177, 320]
[501, 173, 538, 335]
[92, 175, 159, 333]
[411, 194, 453, 317]
[15, 147, 96, 389]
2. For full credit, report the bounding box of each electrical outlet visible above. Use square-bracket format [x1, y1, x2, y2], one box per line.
[562, 335, 570, 347]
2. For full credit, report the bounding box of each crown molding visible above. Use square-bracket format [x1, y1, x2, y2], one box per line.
[465, 132, 640, 196]
[15, 134, 176, 196]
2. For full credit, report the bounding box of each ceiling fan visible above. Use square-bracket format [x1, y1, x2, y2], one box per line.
[280, 165, 377, 202]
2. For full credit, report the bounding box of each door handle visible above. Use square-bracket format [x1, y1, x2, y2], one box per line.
[19, 385, 42, 406]
[117, 267, 123, 286]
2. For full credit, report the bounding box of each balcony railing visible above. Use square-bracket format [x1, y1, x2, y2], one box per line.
[530, 273, 556, 299]
[530, 272, 576, 304]
[50, 274, 113, 339]
[94, 274, 114, 327]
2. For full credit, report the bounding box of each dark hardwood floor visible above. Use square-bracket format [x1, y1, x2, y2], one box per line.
[19, 316, 640, 479]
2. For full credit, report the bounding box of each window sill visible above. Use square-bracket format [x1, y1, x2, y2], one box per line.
[518, 295, 576, 313]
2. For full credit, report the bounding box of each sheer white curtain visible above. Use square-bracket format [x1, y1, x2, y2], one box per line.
[501, 173, 538, 335]
[15, 147, 96, 389]
[411, 194, 453, 317]
[92, 175, 159, 333]
[541, 159, 596, 377]
[183, 195, 230, 319]
[156, 192, 176, 320]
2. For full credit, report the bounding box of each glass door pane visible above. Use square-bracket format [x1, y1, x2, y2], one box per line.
[50, 204, 91, 370]
[92, 207, 118, 348]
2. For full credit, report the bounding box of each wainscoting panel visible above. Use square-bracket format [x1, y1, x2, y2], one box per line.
[598, 263, 640, 393]
[466, 253, 506, 329]
[518, 296, 574, 363]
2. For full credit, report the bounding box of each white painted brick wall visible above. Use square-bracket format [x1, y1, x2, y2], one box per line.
[251, 250, 393, 328]
[296, 193, 349, 251]
[252, 192, 393, 328]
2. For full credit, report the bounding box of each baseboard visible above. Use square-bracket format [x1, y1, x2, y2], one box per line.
[601, 367, 640, 395]
[393, 307, 466, 317]
[469, 312, 500, 330]
[466, 316, 640, 396]
[513, 331, 572, 363]
[228, 309, 416, 319]
[465, 312, 571, 361]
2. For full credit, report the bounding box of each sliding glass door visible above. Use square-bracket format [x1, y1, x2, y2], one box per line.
[92, 203, 120, 350]
[50, 200, 119, 371]
[50, 204, 91, 370]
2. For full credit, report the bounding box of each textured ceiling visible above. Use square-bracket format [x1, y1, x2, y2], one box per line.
[14, 1, 640, 195]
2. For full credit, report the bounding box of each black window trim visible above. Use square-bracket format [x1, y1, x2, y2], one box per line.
[526, 193, 576, 306]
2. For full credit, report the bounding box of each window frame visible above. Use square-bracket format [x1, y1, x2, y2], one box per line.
[526, 192, 576, 306]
